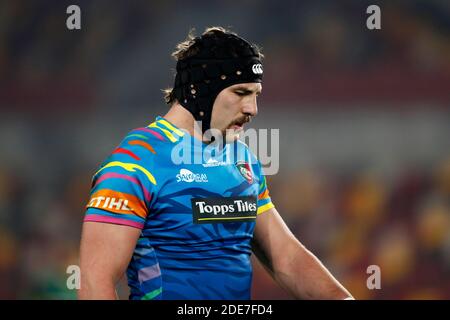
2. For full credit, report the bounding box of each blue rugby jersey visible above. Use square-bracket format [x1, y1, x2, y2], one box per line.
[84, 116, 274, 300]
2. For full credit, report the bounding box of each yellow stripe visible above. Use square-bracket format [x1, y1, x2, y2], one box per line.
[148, 123, 177, 142]
[198, 216, 256, 221]
[95, 161, 157, 185]
[158, 119, 185, 137]
[257, 202, 274, 215]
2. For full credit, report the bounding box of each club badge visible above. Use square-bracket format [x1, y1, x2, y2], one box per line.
[235, 161, 253, 184]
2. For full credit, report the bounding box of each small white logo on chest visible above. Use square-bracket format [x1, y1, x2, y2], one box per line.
[176, 168, 208, 183]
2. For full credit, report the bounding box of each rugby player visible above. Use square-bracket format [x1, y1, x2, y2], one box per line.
[78, 27, 353, 300]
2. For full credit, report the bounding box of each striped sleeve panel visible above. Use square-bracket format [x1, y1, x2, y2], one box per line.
[85, 136, 157, 229]
[257, 175, 274, 215]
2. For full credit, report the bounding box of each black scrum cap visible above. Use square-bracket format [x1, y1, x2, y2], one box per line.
[172, 32, 263, 134]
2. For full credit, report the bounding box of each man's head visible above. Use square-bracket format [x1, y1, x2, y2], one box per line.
[210, 82, 261, 142]
[164, 27, 264, 142]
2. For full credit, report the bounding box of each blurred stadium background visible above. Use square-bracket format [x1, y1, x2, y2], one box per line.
[0, 0, 449, 299]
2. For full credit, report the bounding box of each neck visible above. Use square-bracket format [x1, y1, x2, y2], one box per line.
[163, 102, 204, 142]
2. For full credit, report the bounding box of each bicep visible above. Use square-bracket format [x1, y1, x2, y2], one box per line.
[252, 207, 302, 273]
[80, 222, 141, 283]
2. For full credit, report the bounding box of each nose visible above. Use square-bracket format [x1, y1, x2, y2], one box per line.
[242, 96, 258, 117]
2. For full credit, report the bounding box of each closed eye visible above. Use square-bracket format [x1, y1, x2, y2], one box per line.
[235, 90, 261, 97]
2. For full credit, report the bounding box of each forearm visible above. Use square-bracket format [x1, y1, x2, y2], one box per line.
[273, 243, 353, 300]
[78, 272, 119, 300]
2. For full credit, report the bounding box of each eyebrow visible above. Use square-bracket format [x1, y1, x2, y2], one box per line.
[233, 87, 262, 95]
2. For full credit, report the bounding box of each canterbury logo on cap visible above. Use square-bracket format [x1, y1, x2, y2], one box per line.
[252, 63, 263, 75]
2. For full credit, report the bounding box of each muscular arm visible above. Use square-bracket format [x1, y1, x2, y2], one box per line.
[252, 207, 353, 300]
[78, 222, 141, 299]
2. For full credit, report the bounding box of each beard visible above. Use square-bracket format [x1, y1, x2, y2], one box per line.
[223, 127, 242, 142]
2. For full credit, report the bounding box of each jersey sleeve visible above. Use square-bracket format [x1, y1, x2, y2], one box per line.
[256, 163, 274, 215]
[84, 134, 158, 229]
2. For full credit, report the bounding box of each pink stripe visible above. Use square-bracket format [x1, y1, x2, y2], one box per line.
[84, 214, 144, 229]
[94, 172, 151, 203]
[134, 127, 165, 141]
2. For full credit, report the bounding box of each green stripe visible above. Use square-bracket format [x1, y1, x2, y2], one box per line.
[259, 176, 266, 191]
[141, 287, 162, 300]
[127, 134, 148, 140]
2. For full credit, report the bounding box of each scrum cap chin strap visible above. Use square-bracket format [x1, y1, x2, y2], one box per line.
[172, 33, 263, 134]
